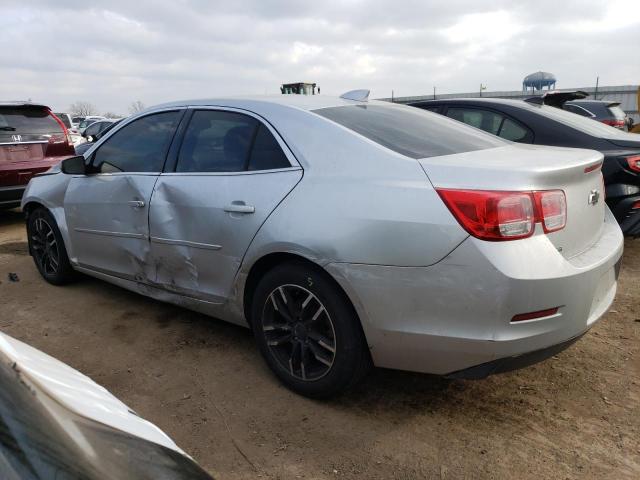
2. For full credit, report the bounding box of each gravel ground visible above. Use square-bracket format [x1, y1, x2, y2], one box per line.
[1, 208, 638, 479]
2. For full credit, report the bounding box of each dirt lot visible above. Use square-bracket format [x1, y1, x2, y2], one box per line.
[0, 209, 638, 479]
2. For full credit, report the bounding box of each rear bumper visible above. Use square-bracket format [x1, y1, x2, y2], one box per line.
[0, 184, 26, 209]
[446, 332, 585, 379]
[327, 208, 624, 376]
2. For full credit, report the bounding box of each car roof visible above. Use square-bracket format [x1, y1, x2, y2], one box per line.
[153, 94, 372, 112]
[0, 101, 50, 109]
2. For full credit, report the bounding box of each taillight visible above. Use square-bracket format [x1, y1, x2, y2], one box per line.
[602, 119, 625, 128]
[437, 189, 566, 241]
[626, 155, 640, 173]
[534, 190, 566, 233]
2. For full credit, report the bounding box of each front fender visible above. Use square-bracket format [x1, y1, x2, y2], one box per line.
[21, 172, 75, 262]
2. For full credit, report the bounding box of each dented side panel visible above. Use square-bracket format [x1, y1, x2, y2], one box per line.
[63, 173, 158, 281]
[148, 168, 303, 303]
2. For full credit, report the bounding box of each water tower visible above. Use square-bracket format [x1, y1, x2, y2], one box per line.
[522, 71, 557, 92]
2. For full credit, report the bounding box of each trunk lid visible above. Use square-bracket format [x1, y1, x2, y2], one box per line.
[419, 144, 606, 259]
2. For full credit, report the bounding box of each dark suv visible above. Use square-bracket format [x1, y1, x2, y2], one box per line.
[0, 103, 75, 209]
[564, 100, 629, 131]
[410, 98, 640, 235]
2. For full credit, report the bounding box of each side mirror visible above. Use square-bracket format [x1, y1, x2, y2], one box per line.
[61, 155, 87, 175]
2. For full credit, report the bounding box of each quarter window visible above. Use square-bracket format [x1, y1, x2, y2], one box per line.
[498, 118, 532, 142]
[176, 110, 290, 172]
[445, 107, 533, 144]
[92, 111, 180, 173]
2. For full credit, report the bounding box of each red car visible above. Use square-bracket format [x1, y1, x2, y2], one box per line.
[1, 102, 75, 209]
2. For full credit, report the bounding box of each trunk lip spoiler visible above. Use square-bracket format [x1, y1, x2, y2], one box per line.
[584, 161, 603, 173]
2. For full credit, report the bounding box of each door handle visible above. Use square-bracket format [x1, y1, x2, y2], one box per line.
[224, 201, 255, 214]
[127, 200, 145, 209]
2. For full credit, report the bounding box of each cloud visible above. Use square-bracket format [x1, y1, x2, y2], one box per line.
[1, 0, 638, 114]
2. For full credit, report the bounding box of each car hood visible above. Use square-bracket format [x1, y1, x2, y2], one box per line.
[0, 332, 184, 453]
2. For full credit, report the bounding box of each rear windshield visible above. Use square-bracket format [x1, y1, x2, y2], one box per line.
[79, 119, 97, 128]
[522, 102, 632, 139]
[313, 103, 504, 159]
[0, 107, 61, 135]
[607, 104, 626, 120]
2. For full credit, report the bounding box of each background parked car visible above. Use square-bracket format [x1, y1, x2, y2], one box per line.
[410, 98, 640, 236]
[75, 119, 121, 155]
[564, 100, 629, 131]
[82, 119, 114, 140]
[54, 112, 84, 146]
[0, 102, 75, 209]
[53, 112, 73, 130]
[77, 116, 106, 134]
[71, 115, 85, 130]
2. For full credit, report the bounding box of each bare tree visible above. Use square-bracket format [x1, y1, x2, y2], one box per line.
[128, 100, 146, 114]
[102, 111, 120, 119]
[68, 101, 97, 117]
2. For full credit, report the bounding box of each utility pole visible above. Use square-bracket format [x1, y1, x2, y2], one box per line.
[433, 86, 436, 100]
[594, 76, 599, 100]
[391, 90, 394, 103]
[479, 83, 487, 97]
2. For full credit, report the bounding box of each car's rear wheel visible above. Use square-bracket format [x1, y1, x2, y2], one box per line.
[251, 262, 370, 398]
[27, 208, 75, 285]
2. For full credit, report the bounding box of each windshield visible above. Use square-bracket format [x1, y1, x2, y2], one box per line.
[313, 103, 505, 159]
[521, 101, 634, 139]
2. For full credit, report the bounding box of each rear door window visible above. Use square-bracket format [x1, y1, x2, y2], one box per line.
[314, 104, 503, 159]
[176, 110, 291, 172]
[91, 111, 180, 173]
[446, 107, 503, 135]
[445, 107, 533, 144]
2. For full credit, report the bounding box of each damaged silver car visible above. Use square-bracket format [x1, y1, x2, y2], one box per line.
[22, 92, 623, 397]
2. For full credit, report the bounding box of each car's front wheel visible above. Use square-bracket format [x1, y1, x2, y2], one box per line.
[27, 208, 75, 285]
[251, 262, 370, 398]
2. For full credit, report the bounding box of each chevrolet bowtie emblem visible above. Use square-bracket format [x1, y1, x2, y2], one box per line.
[588, 189, 600, 206]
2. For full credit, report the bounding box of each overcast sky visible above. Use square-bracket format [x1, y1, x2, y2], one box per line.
[3, 0, 639, 115]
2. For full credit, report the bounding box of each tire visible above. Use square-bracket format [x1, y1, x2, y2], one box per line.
[27, 208, 76, 285]
[250, 261, 371, 398]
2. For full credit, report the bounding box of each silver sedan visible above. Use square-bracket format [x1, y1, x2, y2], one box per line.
[22, 93, 624, 397]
